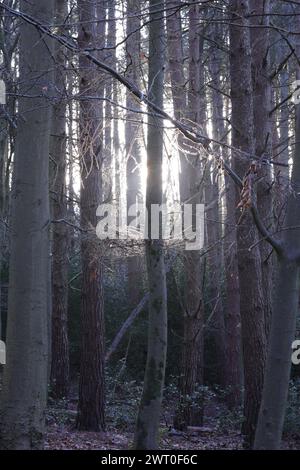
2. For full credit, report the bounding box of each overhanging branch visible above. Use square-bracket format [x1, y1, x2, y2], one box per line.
[0, 2, 284, 258]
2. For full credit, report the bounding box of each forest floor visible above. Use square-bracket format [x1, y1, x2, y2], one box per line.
[44, 388, 300, 451]
[1, 373, 299, 450]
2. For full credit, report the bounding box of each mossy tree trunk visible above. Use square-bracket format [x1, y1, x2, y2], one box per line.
[254, 62, 300, 450]
[0, 0, 53, 449]
[134, 0, 167, 450]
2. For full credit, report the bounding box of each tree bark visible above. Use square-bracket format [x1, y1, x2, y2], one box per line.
[229, 0, 266, 448]
[274, 33, 290, 228]
[249, 0, 273, 339]
[50, 0, 70, 400]
[0, 3, 17, 347]
[126, 0, 143, 310]
[209, 35, 242, 406]
[103, 1, 116, 202]
[207, 42, 227, 390]
[134, 0, 167, 450]
[0, 0, 53, 449]
[224, 170, 243, 409]
[166, 0, 205, 429]
[254, 61, 300, 451]
[76, 0, 105, 432]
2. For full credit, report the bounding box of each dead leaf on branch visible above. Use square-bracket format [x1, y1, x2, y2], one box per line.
[237, 161, 258, 210]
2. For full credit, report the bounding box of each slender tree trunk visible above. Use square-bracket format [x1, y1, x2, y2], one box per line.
[103, 1, 116, 202]
[67, 80, 76, 257]
[181, 3, 205, 428]
[0, 118, 6, 347]
[50, 0, 70, 400]
[106, 2, 121, 227]
[207, 45, 228, 389]
[275, 40, 290, 228]
[166, 0, 186, 122]
[167, 0, 205, 429]
[0, 3, 17, 349]
[254, 62, 300, 451]
[205, 163, 226, 388]
[0, 0, 53, 449]
[126, 0, 143, 309]
[76, 0, 105, 432]
[229, 0, 266, 448]
[223, 97, 243, 408]
[278, 68, 290, 178]
[224, 170, 243, 408]
[134, 0, 167, 450]
[209, 41, 242, 406]
[250, 0, 273, 338]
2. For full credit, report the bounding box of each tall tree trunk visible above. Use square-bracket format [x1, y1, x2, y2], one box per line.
[205, 166, 226, 388]
[254, 59, 300, 451]
[275, 37, 290, 228]
[224, 168, 243, 408]
[209, 37, 242, 406]
[0, 2, 17, 348]
[224, 90, 243, 409]
[67, 78, 76, 257]
[167, 0, 205, 429]
[180, 2, 205, 428]
[207, 44, 227, 389]
[249, 0, 273, 338]
[50, 0, 70, 400]
[103, 1, 115, 202]
[166, 0, 186, 122]
[0, 0, 53, 449]
[134, 0, 167, 450]
[0, 112, 7, 347]
[76, 0, 105, 432]
[229, 0, 266, 448]
[278, 68, 290, 178]
[126, 0, 143, 309]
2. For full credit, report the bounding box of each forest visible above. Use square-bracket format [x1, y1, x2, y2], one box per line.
[0, 0, 300, 454]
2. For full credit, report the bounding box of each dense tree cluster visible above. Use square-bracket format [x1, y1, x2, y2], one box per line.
[0, 0, 300, 451]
